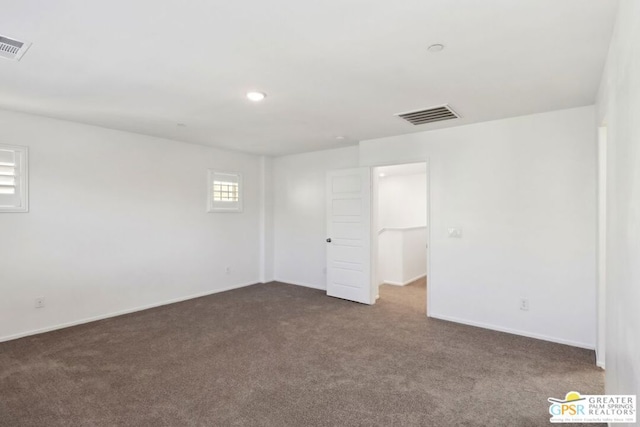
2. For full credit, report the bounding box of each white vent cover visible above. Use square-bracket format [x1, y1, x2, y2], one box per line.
[0, 35, 31, 61]
[395, 104, 460, 125]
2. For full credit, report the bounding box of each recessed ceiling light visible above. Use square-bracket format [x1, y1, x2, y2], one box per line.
[427, 43, 445, 53]
[336, 136, 345, 140]
[246, 91, 266, 102]
[379, 173, 386, 177]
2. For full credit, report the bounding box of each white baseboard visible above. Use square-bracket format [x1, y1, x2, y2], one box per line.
[383, 273, 426, 287]
[429, 312, 595, 350]
[595, 348, 606, 369]
[274, 278, 326, 291]
[0, 281, 258, 343]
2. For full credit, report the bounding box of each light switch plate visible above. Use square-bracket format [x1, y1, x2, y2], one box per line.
[448, 228, 462, 238]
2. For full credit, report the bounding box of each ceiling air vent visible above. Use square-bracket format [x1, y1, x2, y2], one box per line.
[0, 35, 31, 61]
[395, 104, 460, 125]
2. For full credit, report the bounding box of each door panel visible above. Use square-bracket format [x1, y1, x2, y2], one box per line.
[332, 223, 361, 239]
[326, 168, 372, 304]
[331, 175, 361, 193]
[331, 199, 362, 216]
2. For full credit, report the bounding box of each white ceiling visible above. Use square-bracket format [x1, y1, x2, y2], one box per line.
[0, 1, 618, 156]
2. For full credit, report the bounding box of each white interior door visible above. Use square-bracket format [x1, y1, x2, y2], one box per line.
[326, 168, 373, 304]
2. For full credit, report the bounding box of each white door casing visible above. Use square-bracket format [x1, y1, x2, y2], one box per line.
[325, 168, 373, 304]
[596, 126, 607, 368]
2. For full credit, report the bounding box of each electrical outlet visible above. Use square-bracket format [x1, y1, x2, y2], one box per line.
[225, 266, 231, 275]
[520, 298, 529, 311]
[35, 297, 45, 309]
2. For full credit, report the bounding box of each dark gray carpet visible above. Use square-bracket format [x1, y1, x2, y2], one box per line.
[0, 280, 603, 426]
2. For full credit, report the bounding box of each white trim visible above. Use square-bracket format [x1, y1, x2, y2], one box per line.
[430, 313, 595, 350]
[381, 273, 426, 287]
[0, 281, 257, 343]
[367, 159, 431, 317]
[596, 360, 606, 369]
[378, 225, 426, 235]
[0, 144, 28, 213]
[207, 170, 243, 213]
[259, 157, 267, 283]
[371, 168, 381, 303]
[596, 125, 607, 369]
[425, 160, 431, 318]
[275, 279, 325, 291]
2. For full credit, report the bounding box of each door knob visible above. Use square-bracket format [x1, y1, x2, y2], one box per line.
[326, 238, 332, 243]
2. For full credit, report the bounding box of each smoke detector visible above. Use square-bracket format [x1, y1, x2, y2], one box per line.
[0, 35, 32, 61]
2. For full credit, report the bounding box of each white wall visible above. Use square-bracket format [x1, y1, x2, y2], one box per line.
[378, 228, 427, 286]
[378, 231, 404, 285]
[361, 106, 597, 348]
[259, 156, 275, 283]
[597, 0, 640, 408]
[402, 228, 427, 283]
[0, 109, 263, 341]
[272, 146, 359, 289]
[378, 173, 427, 229]
[270, 106, 596, 348]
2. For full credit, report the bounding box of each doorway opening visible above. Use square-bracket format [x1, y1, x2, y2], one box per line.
[372, 162, 429, 314]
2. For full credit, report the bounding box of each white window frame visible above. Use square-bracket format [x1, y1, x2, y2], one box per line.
[0, 144, 28, 213]
[207, 170, 243, 213]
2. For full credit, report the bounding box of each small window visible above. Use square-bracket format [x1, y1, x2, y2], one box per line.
[0, 144, 28, 213]
[207, 170, 243, 213]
